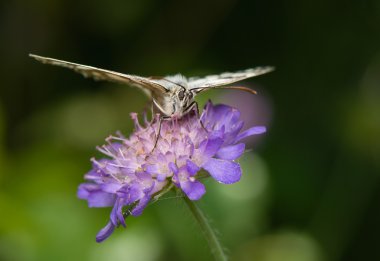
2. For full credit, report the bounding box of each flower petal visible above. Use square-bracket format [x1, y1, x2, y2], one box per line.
[100, 183, 124, 194]
[88, 191, 116, 208]
[202, 158, 241, 184]
[110, 200, 119, 225]
[131, 194, 151, 216]
[119, 183, 146, 206]
[115, 198, 126, 227]
[236, 126, 266, 142]
[145, 164, 159, 174]
[77, 184, 92, 199]
[96, 221, 115, 243]
[181, 180, 206, 200]
[169, 162, 178, 174]
[201, 102, 243, 137]
[78, 184, 115, 207]
[201, 137, 224, 159]
[186, 160, 200, 175]
[216, 143, 245, 160]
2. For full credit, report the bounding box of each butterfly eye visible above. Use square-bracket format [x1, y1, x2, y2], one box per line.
[178, 90, 185, 100]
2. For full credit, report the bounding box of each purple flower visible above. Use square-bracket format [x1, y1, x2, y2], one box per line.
[78, 101, 266, 242]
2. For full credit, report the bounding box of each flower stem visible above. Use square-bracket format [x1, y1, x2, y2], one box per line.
[183, 196, 227, 261]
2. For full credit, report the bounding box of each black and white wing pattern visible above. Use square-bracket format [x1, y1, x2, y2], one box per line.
[188, 67, 274, 92]
[29, 54, 168, 96]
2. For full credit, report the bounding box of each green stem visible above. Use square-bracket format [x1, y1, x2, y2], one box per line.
[183, 196, 228, 261]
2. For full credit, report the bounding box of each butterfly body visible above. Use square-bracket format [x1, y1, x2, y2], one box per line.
[29, 54, 273, 119]
[149, 75, 195, 118]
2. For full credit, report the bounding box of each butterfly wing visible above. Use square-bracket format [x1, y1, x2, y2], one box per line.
[188, 67, 274, 92]
[29, 54, 168, 96]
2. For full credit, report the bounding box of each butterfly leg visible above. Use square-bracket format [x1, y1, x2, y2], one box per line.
[151, 115, 171, 153]
[194, 101, 208, 132]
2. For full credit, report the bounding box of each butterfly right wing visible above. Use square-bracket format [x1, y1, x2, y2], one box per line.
[29, 54, 168, 96]
[188, 67, 274, 93]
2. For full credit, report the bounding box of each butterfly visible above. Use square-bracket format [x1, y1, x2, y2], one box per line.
[29, 54, 274, 120]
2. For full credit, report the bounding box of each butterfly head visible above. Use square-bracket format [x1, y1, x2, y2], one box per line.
[170, 87, 197, 118]
[152, 86, 196, 119]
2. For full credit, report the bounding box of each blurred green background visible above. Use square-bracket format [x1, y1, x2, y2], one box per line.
[1, 0, 380, 260]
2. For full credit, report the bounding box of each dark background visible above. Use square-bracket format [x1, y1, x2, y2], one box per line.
[0, 0, 379, 260]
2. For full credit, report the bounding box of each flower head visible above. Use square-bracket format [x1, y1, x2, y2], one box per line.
[78, 101, 266, 242]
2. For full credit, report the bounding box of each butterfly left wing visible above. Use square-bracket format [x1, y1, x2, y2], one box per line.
[29, 54, 168, 96]
[188, 67, 274, 93]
